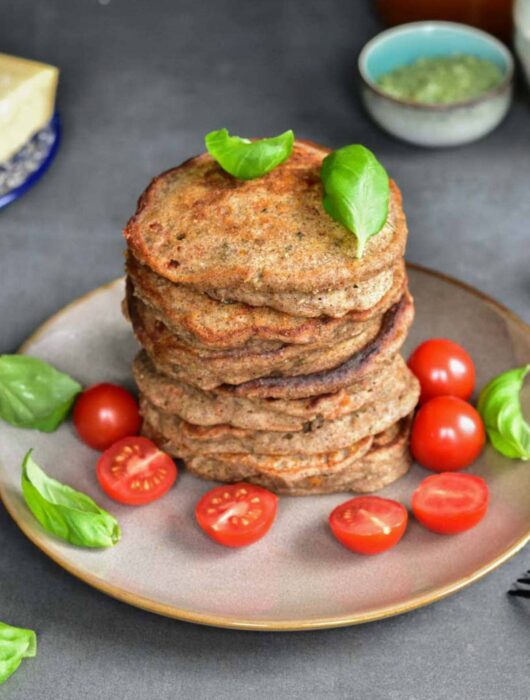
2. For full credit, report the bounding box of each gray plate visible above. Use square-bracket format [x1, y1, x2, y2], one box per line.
[1, 265, 529, 630]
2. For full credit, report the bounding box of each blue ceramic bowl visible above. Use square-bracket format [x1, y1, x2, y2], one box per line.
[358, 22, 514, 147]
[0, 112, 61, 209]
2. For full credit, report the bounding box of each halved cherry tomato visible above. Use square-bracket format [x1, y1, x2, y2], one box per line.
[329, 496, 408, 555]
[411, 396, 485, 472]
[73, 383, 141, 451]
[412, 472, 489, 535]
[408, 338, 475, 404]
[96, 436, 178, 505]
[195, 483, 278, 547]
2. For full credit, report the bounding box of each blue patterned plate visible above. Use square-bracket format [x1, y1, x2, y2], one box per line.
[0, 112, 61, 210]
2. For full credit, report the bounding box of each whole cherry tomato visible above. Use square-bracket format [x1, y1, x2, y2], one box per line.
[73, 383, 141, 450]
[408, 338, 475, 404]
[411, 396, 485, 472]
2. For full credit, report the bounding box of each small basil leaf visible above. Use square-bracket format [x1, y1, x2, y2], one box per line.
[22, 451, 121, 548]
[320, 144, 390, 258]
[205, 128, 294, 180]
[477, 365, 530, 461]
[0, 355, 81, 432]
[0, 621, 37, 685]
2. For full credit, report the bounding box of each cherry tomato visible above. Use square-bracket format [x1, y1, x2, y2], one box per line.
[73, 383, 141, 450]
[408, 338, 475, 404]
[412, 472, 489, 535]
[411, 396, 485, 472]
[329, 496, 408, 555]
[96, 436, 178, 505]
[195, 483, 278, 547]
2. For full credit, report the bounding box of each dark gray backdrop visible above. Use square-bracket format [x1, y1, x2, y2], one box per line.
[1, 1, 529, 698]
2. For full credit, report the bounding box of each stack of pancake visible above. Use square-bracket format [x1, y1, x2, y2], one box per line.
[123, 140, 419, 495]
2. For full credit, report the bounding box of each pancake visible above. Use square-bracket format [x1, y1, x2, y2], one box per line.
[138, 366, 419, 455]
[133, 350, 408, 432]
[226, 289, 414, 399]
[127, 289, 387, 389]
[141, 416, 413, 495]
[124, 140, 408, 317]
[126, 254, 406, 350]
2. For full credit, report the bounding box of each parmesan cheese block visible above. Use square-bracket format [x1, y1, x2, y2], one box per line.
[0, 53, 59, 163]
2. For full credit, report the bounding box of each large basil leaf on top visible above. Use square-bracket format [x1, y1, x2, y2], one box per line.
[0, 621, 37, 685]
[205, 128, 294, 180]
[320, 145, 390, 258]
[0, 355, 81, 432]
[22, 451, 121, 548]
[477, 365, 530, 460]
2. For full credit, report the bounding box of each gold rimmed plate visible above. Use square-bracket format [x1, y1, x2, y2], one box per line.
[1, 264, 529, 631]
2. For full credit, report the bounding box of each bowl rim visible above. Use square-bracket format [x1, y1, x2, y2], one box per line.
[358, 20, 514, 111]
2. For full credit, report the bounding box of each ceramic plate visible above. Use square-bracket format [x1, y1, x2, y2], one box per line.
[0, 113, 61, 210]
[1, 265, 529, 631]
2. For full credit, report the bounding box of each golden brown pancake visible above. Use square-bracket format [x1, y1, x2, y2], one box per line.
[133, 350, 408, 432]
[225, 290, 414, 399]
[124, 140, 408, 317]
[127, 289, 386, 389]
[138, 367, 419, 455]
[126, 254, 406, 351]
[141, 416, 413, 495]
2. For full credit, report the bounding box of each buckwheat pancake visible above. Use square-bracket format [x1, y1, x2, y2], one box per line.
[123, 140, 408, 317]
[127, 291, 386, 389]
[126, 254, 406, 351]
[141, 416, 413, 495]
[225, 290, 414, 399]
[138, 367, 419, 455]
[133, 350, 407, 432]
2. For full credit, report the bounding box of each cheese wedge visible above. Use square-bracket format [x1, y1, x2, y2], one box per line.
[0, 53, 59, 163]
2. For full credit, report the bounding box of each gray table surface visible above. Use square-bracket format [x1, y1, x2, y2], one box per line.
[1, 1, 529, 698]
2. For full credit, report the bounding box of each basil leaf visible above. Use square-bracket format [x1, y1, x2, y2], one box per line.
[0, 355, 81, 432]
[477, 365, 530, 461]
[0, 621, 37, 685]
[320, 145, 390, 258]
[205, 128, 294, 180]
[22, 451, 121, 548]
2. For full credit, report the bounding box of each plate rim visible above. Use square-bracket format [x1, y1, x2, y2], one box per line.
[0, 112, 62, 210]
[1, 262, 529, 631]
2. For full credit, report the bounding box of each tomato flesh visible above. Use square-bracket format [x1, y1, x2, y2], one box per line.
[195, 483, 278, 547]
[412, 472, 489, 535]
[411, 395, 485, 472]
[329, 496, 408, 555]
[97, 436, 178, 505]
[408, 338, 475, 404]
[73, 383, 141, 451]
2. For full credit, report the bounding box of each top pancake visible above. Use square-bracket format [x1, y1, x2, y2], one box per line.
[124, 140, 407, 316]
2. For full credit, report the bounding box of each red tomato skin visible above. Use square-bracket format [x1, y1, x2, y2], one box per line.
[195, 483, 278, 548]
[73, 383, 141, 451]
[412, 473, 489, 535]
[329, 496, 408, 555]
[96, 436, 178, 506]
[408, 338, 475, 404]
[411, 396, 485, 472]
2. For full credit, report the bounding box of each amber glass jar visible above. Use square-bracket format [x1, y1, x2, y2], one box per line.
[376, 0, 513, 42]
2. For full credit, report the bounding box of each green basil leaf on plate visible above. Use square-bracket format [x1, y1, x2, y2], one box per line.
[205, 128, 294, 180]
[0, 355, 81, 432]
[22, 450, 121, 548]
[320, 144, 390, 258]
[477, 365, 530, 460]
[0, 620, 37, 685]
